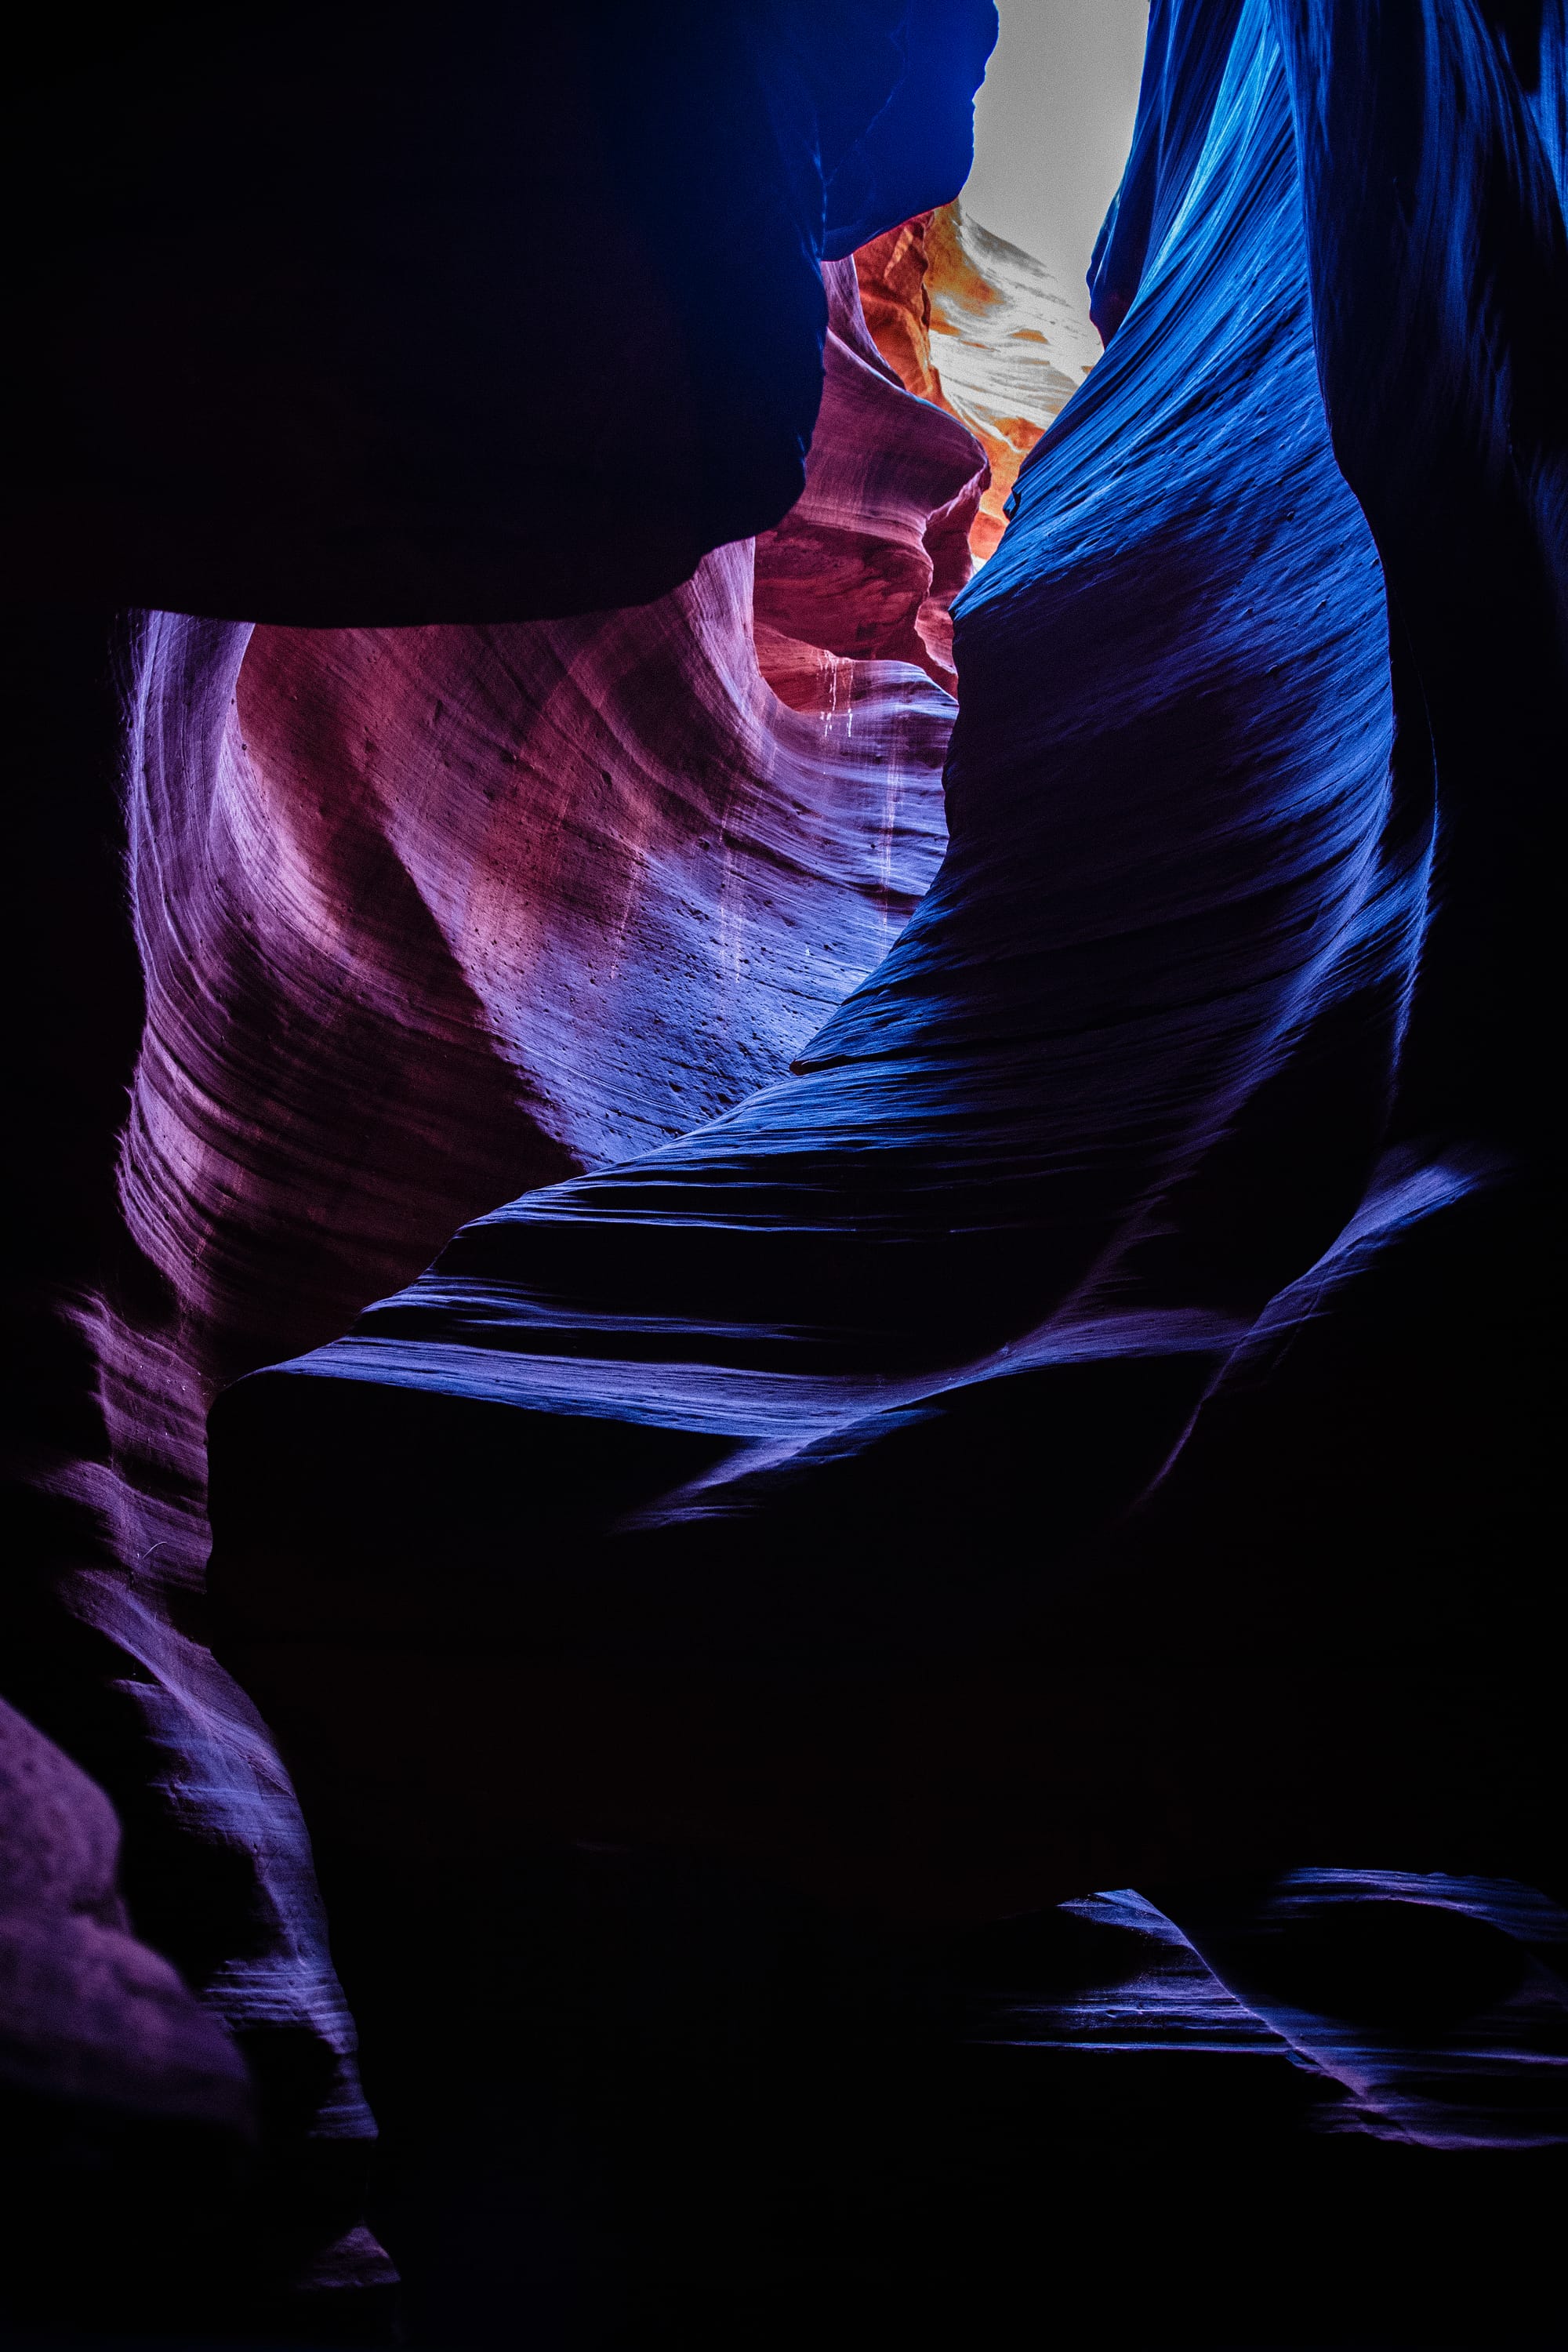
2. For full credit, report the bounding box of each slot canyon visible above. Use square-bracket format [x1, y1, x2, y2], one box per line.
[3, 2, 1564, 2344]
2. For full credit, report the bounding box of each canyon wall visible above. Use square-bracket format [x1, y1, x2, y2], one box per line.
[212, 0, 1564, 1932]
[2, 3, 996, 2316]
[0, 1697, 259, 2327]
[856, 198, 1100, 558]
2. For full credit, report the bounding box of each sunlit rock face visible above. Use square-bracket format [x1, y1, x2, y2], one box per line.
[855, 198, 1098, 558]
[213, 0, 1563, 1926]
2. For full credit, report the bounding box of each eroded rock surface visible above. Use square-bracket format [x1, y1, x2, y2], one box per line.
[753, 257, 987, 688]
[856, 198, 1100, 558]
[8, 0, 1565, 2330]
[212, 0, 1564, 1926]
[4, 247, 973, 2327]
[0, 1697, 257, 2327]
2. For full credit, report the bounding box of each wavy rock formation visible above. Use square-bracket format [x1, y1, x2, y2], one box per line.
[754, 258, 986, 688]
[4, 4, 1000, 2310]
[3, 248, 975, 2319]
[967, 1871, 1568, 2152]
[856, 198, 1100, 558]
[5, 5, 1000, 2299]
[212, 0, 1564, 1933]
[9, 0, 1566, 2328]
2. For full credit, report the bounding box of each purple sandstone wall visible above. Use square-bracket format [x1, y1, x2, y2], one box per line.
[2, 6, 998, 2315]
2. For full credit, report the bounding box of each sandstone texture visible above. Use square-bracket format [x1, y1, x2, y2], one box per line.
[857, 198, 1101, 559]
[6, 0, 1565, 2331]
[4, 0, 997, 2306]
[212, 0, 1565, 1929]
[0, 1696, 249, 2128]
[754, 258, 987, 688]
[0, 1696, 259, 2326]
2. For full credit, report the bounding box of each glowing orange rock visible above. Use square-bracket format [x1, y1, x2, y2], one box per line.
[855, 198, 1101, 561]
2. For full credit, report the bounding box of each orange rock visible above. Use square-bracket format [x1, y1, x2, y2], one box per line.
[855, 199, 1102, 562]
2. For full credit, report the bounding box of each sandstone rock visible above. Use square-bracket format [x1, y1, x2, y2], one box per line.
[0, 1696, 249, 2127]
[8, 0, 1565, 2320]
[212, 0, 1564, 1925]
[856, 198, 1101, 561]
[4, 240, 967, 2320]
[0, 1697, 259, 2325]
[753, 258, 988, 689]
[5, 5, 998, 2305]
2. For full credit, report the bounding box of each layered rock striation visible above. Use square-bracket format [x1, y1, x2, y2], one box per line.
[4, 1, 1000, 2304]
[212, 0, 1565, 1926]
[4, 240, 978, 2321]
[8, 0, 1566, 2323]
[856, 198, 1100, 559]
[754, 256, 987, 688]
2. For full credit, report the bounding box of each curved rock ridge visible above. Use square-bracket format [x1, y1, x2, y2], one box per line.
[114, 257, 959, 1559]
[1264, 0, 1568, 1161]
[1153, 1872, 1568, 2152]
[822, 0, 1004, 259]
[212, 0, 1564, 1918]
[983, 1874, 1568, 2152]
[856, 198, 1102, 560]
[9, 2, 998, 622]
[5, 245, 971, 2285]
[754, 257, 988, 689]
